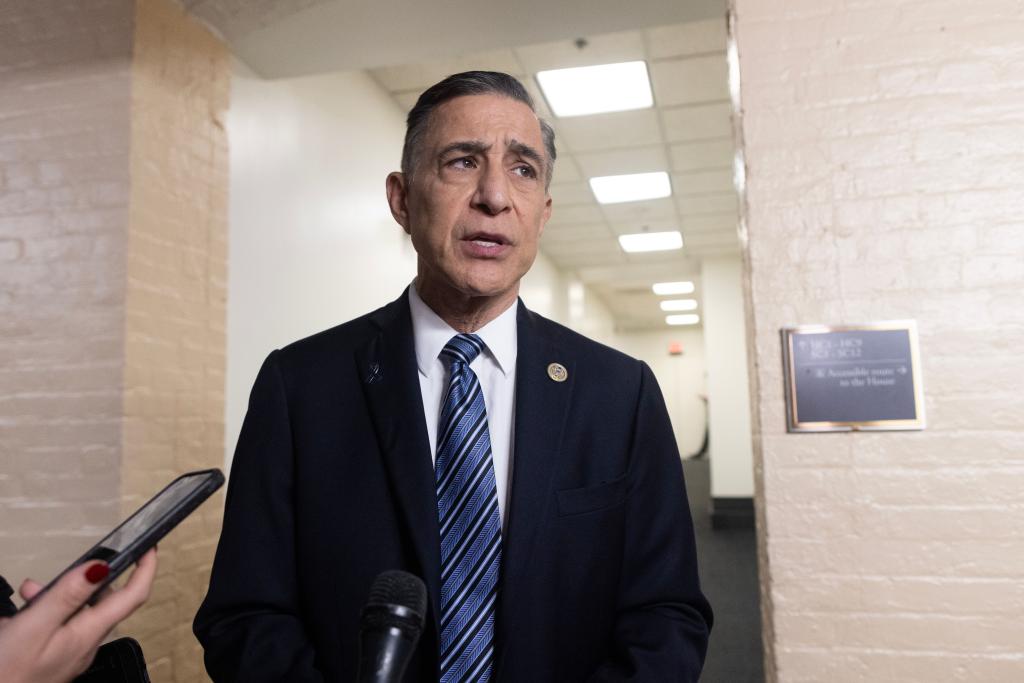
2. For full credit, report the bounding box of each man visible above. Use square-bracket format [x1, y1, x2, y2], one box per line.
[195, 71, 712, 682]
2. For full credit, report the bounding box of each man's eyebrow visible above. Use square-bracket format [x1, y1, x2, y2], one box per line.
[437, 139, 545, 169]
[508, 140, 544, 168]
[438, 140, 490, 158]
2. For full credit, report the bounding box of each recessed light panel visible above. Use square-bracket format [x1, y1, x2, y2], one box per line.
[617, 231, 683, 253]
[660, 299, 698, 312]
[536, 61, 653, 117]
[590, 172, 671, 205]
[652, 281, 695, 295]
[666, 314, 701, 326]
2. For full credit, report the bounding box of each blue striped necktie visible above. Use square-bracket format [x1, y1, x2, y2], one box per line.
[435, 333, 502, 683]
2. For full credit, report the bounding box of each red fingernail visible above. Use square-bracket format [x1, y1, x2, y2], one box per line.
[85, 563, 110, 584]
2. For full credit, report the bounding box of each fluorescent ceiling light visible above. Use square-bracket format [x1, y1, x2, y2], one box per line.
[618, 231, 683, 253]
[660, 299, 698, 312]
[666, 314, 701, 326]
[536, 61, 653, 117]
[590, 172, 671, 205]
[652, 281, 695, 295]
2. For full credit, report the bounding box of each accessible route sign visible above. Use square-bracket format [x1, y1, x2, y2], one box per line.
[781, 321, 925, 432]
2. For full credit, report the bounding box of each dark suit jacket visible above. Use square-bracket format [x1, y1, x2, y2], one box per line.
[194, 292, 712, 682]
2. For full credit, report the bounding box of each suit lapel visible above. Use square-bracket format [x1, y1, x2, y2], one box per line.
[497, 303, 575, 673]
[354, 291, 441, 631]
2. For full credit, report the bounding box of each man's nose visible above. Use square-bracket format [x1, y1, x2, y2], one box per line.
[471, 163, 512, 215]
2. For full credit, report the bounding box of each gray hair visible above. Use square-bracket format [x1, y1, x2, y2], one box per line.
[401, 71, 557, 188]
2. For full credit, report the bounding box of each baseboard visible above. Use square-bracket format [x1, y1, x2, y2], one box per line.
[710, 497, 755, 530]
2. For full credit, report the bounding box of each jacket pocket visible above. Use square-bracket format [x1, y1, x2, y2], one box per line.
[556, 474, 631, 516]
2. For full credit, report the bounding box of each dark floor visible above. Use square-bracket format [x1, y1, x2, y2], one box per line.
[683, 457, 764, 683]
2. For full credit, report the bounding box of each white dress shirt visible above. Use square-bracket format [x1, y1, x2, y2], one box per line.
[408, 284, 517, 529]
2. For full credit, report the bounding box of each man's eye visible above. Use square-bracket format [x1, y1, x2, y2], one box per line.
[448, 157, 476, 169]
[513, 164, 537, 179]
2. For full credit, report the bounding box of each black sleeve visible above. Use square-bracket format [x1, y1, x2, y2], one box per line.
[588, 362, 714, 682]
[193, 351, 325, 683]
[0, 575, 17, 618]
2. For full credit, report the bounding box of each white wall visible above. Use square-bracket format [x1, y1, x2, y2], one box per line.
[565, 279, 619, 348]
[701, 255, 754, 498]
[614, 329, 707, 458]
[225, 63, 417, 467]
[521, 251, 620, 349]
[520, 249, 569, 321]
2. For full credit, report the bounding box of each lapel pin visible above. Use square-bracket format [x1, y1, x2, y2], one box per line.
[547, 362, 568, 383]
[366, 361, 382, 384]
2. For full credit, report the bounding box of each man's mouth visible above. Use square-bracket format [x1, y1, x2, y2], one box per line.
[464, 233, 508, 247]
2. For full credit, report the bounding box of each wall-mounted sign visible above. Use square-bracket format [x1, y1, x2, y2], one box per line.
[781, 321, 925, 432]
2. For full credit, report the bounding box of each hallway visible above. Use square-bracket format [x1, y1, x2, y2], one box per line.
[683, 457, 763, 682]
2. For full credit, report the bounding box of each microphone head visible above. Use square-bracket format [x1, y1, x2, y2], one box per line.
[360, 570, 427, 639]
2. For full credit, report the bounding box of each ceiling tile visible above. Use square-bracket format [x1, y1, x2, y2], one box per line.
[574, 145, 668, 178]
[549, 181, 595, 206]
[660, 101, 733, 142]
[542, 236, 621, 256]
[605, 217, 679, 236]
[514, 30, 646, 75]
[684, 212, 737, 233]
[624, 248, 691, 265]
[577, 261, 701, 288]
[542, 222, 611, 243]
[600, 197, 677, 224]
[550, 158, 582, 183]
[354, 16, 737, 333]
[645, 18, 728, 60]
[521, 77, 554, 119]
[649, 55, 729, 107]
[672, 169, 734, 195]
[371, 49, 523, 92]
[679, 231, 742, 253]
[669, 138, 734, 172]
[544, 247, 627, 269]
[546, 203, 605, 226]
[555, 108, 662, 153]
[675, 191, 738, 215]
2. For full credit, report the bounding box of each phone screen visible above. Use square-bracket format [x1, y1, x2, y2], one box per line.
[101, 474, 212, 553]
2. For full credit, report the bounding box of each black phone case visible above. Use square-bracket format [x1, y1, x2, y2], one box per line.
[22, 468, 225, 611]
[92, 468, 225, 594]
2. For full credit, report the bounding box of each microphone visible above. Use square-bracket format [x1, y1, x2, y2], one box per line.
[356, 570, 427, 683]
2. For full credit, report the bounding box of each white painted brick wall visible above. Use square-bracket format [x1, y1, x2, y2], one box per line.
[0, 0, 134, 585]
[734, 0, 1024, 679]
[1, 2, 227, 681]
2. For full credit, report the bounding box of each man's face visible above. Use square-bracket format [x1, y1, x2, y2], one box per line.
[387, 94, 552, 307]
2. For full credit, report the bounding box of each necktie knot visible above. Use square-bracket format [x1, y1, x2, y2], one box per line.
[441, 333, 485, 367]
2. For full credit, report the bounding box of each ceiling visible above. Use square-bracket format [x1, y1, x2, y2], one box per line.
[370, 21, 739, 331]
[184, 1, 739, 332]
[183, 0, 724, 78]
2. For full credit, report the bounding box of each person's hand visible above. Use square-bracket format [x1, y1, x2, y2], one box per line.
[0, 549, 157, 683]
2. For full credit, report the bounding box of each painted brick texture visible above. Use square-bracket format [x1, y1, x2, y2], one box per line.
[733, 0, 1024, 680]
[119, 1, 229, 680]
[1, 0, 227, 681]
[0, 0, 134, 595]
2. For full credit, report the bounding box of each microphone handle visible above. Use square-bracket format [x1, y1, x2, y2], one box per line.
[357, 625, 419, 683]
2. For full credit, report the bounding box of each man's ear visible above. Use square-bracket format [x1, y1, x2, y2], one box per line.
[538, 194, 552, 238]
[386, 172, 412, 234]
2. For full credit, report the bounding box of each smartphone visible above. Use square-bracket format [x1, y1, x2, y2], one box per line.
[24, 468, 225, 610]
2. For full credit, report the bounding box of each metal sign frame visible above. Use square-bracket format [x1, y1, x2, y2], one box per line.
[782, 320, 926, 433]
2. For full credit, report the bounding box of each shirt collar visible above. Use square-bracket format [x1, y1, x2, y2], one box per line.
[408, 283, 518, 378]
